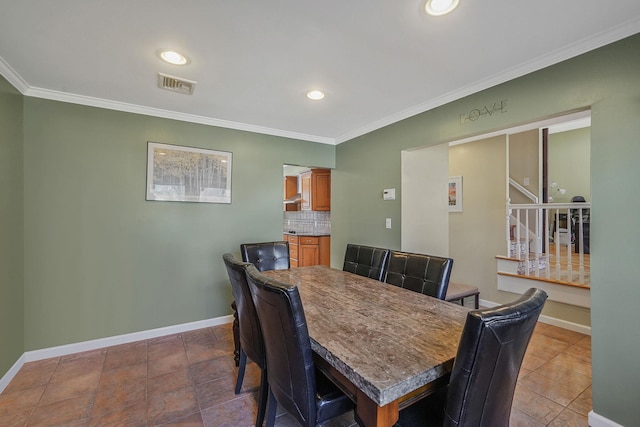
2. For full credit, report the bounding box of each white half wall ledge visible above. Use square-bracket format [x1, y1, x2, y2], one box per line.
[0, 315, 233, 394]
[589, 411, 625, 427]
[479, 298, 591, 336]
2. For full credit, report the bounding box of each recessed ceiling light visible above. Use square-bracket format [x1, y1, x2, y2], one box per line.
[158, 49, 190, 65]
[425, 0, 459, 16]
[306, 90, 325, 101]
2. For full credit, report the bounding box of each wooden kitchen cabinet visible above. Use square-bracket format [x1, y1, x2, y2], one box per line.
[285, 234, 300, 267]
[284, 234, 330, 267]
[300, 168, 330, 211]
[283, 176, 299, 211]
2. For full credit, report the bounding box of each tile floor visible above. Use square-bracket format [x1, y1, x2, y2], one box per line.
[0, 321, 591, 426]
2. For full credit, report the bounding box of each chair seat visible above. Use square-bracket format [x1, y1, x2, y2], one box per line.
[445, 282, 479, 309]
[315, 369, 354, 424]
[394, 387, 447, 427]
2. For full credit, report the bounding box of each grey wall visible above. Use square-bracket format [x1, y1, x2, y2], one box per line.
[548, 127, 590, 203]
[21, 98, 334, 351]
[333, 34, 640, 426]
[2, 31, 639, 427]
[0, 76, 24, 377]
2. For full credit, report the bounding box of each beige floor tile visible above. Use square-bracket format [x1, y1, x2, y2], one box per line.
[547, 352, 592, 378]
[567, 385, 592, 416]
[200, 392, 258, 427]
[0, 322, 591, 427]
[548, 407, 589, 426]
[4, 358, 59, 393]
[148, 368, 193, 399]
[533, 360, 592, 390]
[27, 392, 94, 426]
[0, 385, 45, 426]
[535, 325, 587, 346]
[519, 370, 589, 407]
[147, 385, 200, 425]
[39, 370, 101, 405]
[149, 351, 190, 378]
[509, 408, 546, 427]
[512, 385, 565, 424]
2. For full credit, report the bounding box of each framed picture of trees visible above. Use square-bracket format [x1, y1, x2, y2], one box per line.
[146, 142, 232, 204]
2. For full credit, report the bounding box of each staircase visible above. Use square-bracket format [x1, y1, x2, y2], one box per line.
[501, 177, 591, 308]
[496, 241, 591, 308]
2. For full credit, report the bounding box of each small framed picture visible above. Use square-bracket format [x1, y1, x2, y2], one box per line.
[448, 176, 462, 212]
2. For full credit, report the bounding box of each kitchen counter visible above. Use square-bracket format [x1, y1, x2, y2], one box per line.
[283, 231, 330, 237]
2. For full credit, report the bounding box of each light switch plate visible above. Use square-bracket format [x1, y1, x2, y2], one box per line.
[383, 188, 396, 200]
[385, 218, 392, 229]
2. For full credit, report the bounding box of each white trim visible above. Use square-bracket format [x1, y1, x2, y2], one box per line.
[3, 17, 638, 146]
[21, 86, 336, 145]
[478, 298, 591, 335]
[337, 17, 640, 144]
[24, 315, 233, 362]
[589, 411, 625, 427]
[0, 354, 25, 394]
[497, 271, 591, 308]
[1, 315, 233, 393]
[448, 110, 591, 147]
[0, 56, 29, 93]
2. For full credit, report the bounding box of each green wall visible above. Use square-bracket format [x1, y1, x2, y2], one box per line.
[22, 98, 334, 350]
[548, 127, 591, 203]
[0, 77, 24, 377]
[333, 34, 640, 426]
[3, 31, 639, 426]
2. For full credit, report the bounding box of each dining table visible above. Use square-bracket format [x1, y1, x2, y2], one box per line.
[261, 265, 470, 427]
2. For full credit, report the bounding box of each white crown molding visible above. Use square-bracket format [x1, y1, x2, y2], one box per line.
[335, 18, 640, 144]
[0, 56, 29, 93]
[22, 86, 336, 145]
[3, 18, 640, 146]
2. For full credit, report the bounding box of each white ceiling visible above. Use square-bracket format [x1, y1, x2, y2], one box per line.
[1, 1, 640, 145]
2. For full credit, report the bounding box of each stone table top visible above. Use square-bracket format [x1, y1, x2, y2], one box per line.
[263, 265, 469, 406]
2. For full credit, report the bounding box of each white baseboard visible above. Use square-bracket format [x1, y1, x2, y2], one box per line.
[0, 315, 233, 394]
[589, 411, 624, 427]
[479, 298, 591, 335]
[0, 353, 25, 394]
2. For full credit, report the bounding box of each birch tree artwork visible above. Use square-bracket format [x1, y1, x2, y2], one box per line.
[146, 142, 232, 203]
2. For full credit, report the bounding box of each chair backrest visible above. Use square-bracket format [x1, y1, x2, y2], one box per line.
[245, 264, 317, 427]
[241, 241, 290, 272]
[383, 250, 453, 300]
[570, 195, 590, 223]
[342, 244, 390, 281]
[443, 288, 547, 427]
[222, 253, 265, 369]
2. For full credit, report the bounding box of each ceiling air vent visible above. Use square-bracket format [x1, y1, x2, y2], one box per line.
[157, 72, 197, 95]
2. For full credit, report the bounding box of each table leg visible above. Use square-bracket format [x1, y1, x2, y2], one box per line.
[354, 390, 399, 427]
[231, 301, 240, 366]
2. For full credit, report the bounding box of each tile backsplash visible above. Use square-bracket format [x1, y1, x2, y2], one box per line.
[283, 211, 331, 235]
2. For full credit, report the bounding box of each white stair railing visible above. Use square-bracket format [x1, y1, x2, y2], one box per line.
[506, 202, 590, 285]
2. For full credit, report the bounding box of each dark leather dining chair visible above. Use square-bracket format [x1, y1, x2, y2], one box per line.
[245, 264, 354, 427]
[383, 250, 453, 300]
[342, 243, 390, 281]
[395, 287, 548, 427]
[222, 253, 268, 427]
[241, 241, 290, 271]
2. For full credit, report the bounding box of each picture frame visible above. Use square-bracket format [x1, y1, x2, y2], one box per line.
[146, 142, 232, 204]
[448, 176, 463, 212]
